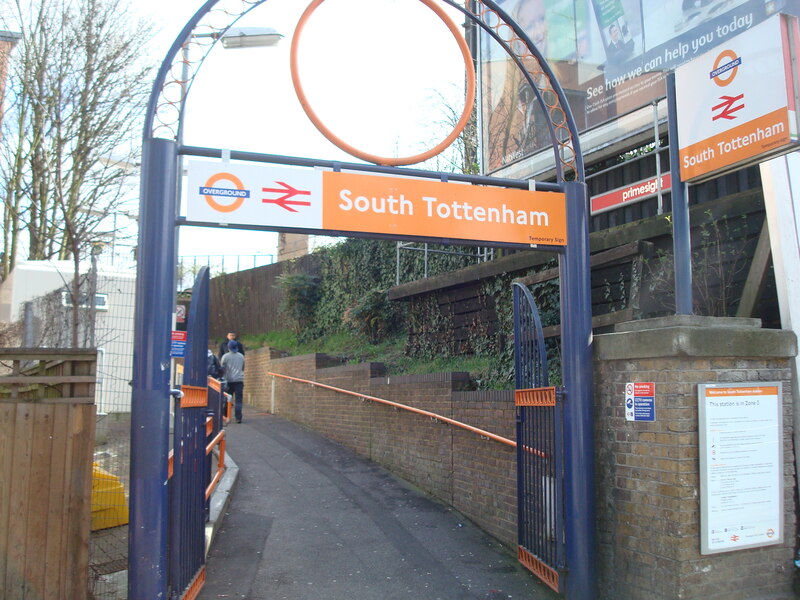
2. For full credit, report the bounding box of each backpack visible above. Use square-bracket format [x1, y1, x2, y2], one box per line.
[207, 352, 223, 379]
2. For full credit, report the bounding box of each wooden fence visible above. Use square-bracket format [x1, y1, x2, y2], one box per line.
[0, 349, 96, 600]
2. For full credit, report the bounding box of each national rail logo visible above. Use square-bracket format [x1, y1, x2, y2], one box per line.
[199, 172, 251, 213]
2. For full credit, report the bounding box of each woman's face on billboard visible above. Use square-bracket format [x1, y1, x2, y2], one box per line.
[517, 0, 548, 56]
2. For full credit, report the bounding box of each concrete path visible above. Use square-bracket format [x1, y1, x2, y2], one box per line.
[198, 413, 560, 600]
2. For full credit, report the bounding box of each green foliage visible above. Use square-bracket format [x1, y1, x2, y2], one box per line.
[601, 271, 628, 313]
[304, 238, 482, 341]
[477, 273, 516, 389]
[529, 269, 562, 386]
[241, 328, 489, 385]
[344, 288, 399, 343]
[312, 239, 402, 338]
[275, 273, 320, 336]
[261, 240, 569, 390]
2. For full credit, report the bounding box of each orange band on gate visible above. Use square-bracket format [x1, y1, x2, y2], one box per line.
[290, 0, 476, 166]
[181, 385, 208, 408]
[515, 387, 557, 406]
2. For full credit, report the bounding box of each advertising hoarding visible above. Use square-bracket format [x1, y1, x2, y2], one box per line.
[480, 0, 798, 174]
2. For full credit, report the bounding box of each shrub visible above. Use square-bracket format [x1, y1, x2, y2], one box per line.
[275, 273, 320, 336]
[344, 288, 400, 343]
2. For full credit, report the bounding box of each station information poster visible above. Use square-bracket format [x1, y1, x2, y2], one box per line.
[698, 383, 783, 554]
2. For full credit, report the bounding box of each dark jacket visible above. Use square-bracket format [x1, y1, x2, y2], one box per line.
[207, 350, 223, 379]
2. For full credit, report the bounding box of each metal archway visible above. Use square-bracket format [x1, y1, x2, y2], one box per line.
[144, 0, 583, 181]
[132, 1, 594, 598]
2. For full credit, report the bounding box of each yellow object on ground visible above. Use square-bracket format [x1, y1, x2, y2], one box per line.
[91, 463, 129, 531]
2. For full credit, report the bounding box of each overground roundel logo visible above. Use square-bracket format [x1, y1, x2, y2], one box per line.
[200, 172, 250, 213]
[710, 49, 741, 87]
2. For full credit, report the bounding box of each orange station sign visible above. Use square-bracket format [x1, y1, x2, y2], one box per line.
[322, 172, 566, 246]
[187, 162, 567, 247]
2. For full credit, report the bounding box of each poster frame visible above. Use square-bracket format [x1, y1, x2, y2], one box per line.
[697, 381, 784, 555]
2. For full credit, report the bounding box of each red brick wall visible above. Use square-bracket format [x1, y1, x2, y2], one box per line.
[593, 319, 797, 600]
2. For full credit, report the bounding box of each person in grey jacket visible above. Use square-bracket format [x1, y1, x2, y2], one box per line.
[221, 340, 245, 423]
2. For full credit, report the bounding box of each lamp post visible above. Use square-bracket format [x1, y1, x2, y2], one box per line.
[132, 21, 281, 599]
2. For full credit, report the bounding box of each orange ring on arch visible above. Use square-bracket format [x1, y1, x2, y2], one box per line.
[203, 172, 247, 213]
[290, 0, 476, 167]
[712, 49, 739, 87]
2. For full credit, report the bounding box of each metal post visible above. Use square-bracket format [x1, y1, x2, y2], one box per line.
[559, 181, 597, 600]
[666, 72, 693, 314]
[129, 137, 178, 600]
[653, 101, 664, 216]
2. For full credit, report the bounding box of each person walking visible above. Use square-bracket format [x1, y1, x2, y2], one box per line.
[218, 331, 245, 359]
[221, 340, 245, 423]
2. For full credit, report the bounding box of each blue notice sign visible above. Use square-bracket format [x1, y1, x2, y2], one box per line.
[633, 395, 655, 421]
[170, 330, 187, 358]
[625, 382, 656, 422]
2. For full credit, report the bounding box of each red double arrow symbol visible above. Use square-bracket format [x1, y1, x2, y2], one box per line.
[712, 94, 745, 121]
[262, 181, 311, 212]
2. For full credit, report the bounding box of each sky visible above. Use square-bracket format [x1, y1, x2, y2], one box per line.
[131, 0, 469, 265]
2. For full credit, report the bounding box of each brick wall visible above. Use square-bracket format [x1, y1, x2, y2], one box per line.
[243, 316, 798, 599]
[594, 317, 797, 600]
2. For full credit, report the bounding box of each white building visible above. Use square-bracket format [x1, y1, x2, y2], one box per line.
[0, 260, 136, 414]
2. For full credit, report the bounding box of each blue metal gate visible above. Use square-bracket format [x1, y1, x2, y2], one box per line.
[167, 266, 226, 599]
[513, 282, 566, 593]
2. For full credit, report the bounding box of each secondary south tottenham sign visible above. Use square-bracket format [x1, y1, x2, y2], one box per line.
[187, 161, 567, 246]
[675, 14, 800, 182]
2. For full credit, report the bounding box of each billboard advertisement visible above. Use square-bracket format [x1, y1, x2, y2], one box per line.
[480, 0, 798, 173]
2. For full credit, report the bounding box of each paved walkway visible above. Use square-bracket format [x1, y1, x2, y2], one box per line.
[198, 413, 560, 600]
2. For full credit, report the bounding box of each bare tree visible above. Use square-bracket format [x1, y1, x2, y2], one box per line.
[1, 0, 154, 345]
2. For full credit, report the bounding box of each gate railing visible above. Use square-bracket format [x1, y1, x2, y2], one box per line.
[165, 266, 228, 600]
[165, 380, 228, 600]
[168, 385, 208, 599]
[513, 282, 566, 593]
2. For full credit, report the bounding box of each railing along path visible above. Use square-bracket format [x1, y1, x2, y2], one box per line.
[267, 371, 547, 458]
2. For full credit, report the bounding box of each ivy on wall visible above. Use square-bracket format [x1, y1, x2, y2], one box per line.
[277, 238, 494, 343]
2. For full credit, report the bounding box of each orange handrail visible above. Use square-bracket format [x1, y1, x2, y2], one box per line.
[266, 371, 546, 458]
[205, 429, 226, 500]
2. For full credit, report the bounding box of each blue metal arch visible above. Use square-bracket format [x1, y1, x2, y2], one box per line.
[132, 2, 595, 598]
[143, 0, 584, 182]
[512, 281, 549, 390]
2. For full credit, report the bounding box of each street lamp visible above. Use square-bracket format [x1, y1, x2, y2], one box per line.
[219, 27, 283, 49]
[186, 27, 283, 52]
[176, 25, 282, 256]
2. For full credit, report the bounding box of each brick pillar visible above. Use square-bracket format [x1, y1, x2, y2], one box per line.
[593, 316, 797, 600]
